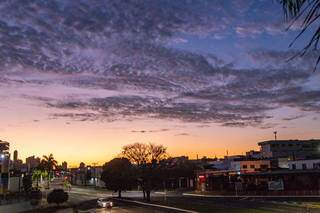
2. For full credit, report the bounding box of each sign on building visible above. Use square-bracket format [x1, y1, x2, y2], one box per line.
[268, 179, 284, 190]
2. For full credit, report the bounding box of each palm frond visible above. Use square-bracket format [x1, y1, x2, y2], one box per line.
[280, 0, 320, 71]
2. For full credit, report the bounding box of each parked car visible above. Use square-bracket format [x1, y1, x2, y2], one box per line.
[97, 198, 113, 208]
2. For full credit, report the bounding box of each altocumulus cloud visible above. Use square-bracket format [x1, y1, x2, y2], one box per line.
[0, 0, 319, 128]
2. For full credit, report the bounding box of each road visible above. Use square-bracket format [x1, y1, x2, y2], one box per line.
[67, 187, 176, 212]
[57, 202, 177, 213]
[51, 178, 173, 213]
[48, 178, 320, 213]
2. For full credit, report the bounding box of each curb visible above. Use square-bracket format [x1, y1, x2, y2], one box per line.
[183, 193, 320, 198]
[112, 198, 198, 213]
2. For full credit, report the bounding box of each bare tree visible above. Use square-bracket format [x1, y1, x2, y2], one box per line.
[122, 143, 149, 165]
[122, 142, 167, 165]
[121, 143, 167, 201]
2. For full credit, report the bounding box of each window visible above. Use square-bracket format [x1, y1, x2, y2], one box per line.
[292, 164, 296, 170]
[242, 165, 247, 169]
[260, 164, 268, 169]
[302, 164, 307, 170]
[250, 165, 255, 169]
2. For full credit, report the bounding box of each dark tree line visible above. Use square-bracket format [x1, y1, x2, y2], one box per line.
[101, 143, 196, 202]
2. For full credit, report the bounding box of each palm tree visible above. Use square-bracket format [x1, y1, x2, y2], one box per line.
[280, 0, 320, 70]
[41, 154, 58, 188]
[32, 170, 42, 189]
[32, 169, 48, 189]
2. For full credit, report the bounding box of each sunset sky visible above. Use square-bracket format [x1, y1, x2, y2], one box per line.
[0, 0, 319, 167]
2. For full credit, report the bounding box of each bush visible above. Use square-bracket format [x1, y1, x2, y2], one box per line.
[29, 188, 42, 206]
[47, 189, 68, 205]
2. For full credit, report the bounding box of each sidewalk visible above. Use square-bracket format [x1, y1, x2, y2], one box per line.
[183, 191, 320, 198]
[0, 201, 33, 213]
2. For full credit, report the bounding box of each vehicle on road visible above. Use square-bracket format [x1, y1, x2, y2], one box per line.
[97, 198, 113, 208]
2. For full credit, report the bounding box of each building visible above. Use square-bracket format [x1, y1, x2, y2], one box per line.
[88, 166, 104, 187]
[258, 139, 320, 159]
[230, 159, 271, 174]
[0, 140, 10, 194]
[25, 155, 40, 171]
[161, 156, 196, 190]
[11, 159, 23, 171]
[13, 150, 18, 161]
[288, 159, 320, 170]
[11, 150, 23, 171]
[71, 162, 87, 185]
[241, 170, 320, 194]
[245, 150, 261, 159]
[195, 138, 320, 194]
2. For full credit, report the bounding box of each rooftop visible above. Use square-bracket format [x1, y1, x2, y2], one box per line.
[0, 140, 9, 151]
[258, 139, 320, 146]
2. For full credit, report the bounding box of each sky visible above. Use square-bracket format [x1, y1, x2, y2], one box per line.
[0, 0, 319, 167]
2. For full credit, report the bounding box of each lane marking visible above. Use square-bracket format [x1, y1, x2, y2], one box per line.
[113, 198, 198, 213]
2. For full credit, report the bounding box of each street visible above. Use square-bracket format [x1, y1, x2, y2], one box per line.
[65, 185, 320, 213]
[1, 178, 316, 212]
[53, 178, 176, 213]
[67, 188, 178, 212]
[57, 203, 174, 213]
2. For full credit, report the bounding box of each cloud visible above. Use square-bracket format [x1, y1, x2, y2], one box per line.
[282, 114, 304, 121]
[9, 46, 320, 128]
[131, 129, 170, 133]
[175, 133, 190, 136]
[249, 50, 319, 70]
[0, 0, 319, 128]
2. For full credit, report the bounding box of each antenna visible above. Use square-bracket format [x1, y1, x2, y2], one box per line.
[273, 131, 277, 141]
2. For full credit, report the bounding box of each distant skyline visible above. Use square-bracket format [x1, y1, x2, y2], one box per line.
[0, 0, 319, 166]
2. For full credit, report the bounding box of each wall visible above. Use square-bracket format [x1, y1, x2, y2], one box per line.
[9, 176, 21, 192]
[289, 159, 320, 170]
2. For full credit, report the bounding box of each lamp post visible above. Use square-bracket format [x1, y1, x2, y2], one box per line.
[92, 162, 98, 187]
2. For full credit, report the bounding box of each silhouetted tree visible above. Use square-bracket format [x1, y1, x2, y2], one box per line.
[101, 158, 135, 198]
[122, 143, 167, 201]
[280, 0, 320, 70]
[22, 175, 32, 194]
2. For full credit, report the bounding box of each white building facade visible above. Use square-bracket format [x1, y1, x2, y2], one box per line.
[289, 159, 320, 170]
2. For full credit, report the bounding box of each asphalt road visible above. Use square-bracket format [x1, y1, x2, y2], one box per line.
[51, 178, 171, 213]
[50, 178, 320, 213]
[58, 204, 171, 213]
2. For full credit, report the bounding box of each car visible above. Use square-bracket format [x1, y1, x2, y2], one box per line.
[97, 198, 113, 208]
